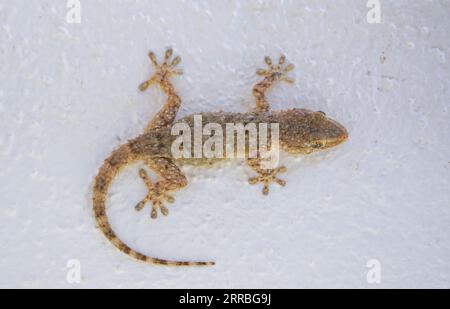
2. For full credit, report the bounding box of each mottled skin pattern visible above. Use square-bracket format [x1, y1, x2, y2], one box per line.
[92, 48, 348, 266]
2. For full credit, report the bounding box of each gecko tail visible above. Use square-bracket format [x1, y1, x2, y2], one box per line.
[92, 143, 215, 267]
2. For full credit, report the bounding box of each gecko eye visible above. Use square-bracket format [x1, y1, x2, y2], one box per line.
[317, 111, 326, 116]
[312, 142, 323, 149]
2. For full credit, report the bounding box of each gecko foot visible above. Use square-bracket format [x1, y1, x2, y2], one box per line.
[248, 166, 287, 196]
[135, 168, 175, 219]
[256, 55, 295, 84]
[139, 47, 183, 91]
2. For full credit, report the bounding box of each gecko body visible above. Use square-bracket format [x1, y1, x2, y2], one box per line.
[93, 49, 348, 266]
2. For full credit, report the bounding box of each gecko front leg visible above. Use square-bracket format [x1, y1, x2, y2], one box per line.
[252, 55, 295, 112]
[247, 158, 287, 195]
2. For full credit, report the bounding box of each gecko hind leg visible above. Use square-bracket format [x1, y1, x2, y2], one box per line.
[139, 48, 183, 92]
[253, 55, 295, 112]
[135, 169, 174, 218]
[247, 159, 287, 195]
[135, 158, 187, 219]
[139, 48, 184, 132]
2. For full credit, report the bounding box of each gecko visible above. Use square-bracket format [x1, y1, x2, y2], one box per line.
[92, 48, 348, 266]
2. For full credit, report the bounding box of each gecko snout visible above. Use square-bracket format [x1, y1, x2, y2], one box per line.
[323, 118, 348, 148]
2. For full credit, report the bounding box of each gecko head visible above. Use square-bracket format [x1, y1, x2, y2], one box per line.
[278, 109, 348, 154]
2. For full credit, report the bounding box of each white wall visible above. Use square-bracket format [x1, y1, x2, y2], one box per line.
[0, 0, 449, 288]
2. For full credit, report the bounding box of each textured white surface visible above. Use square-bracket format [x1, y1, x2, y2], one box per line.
[0, 0, 449, 288]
